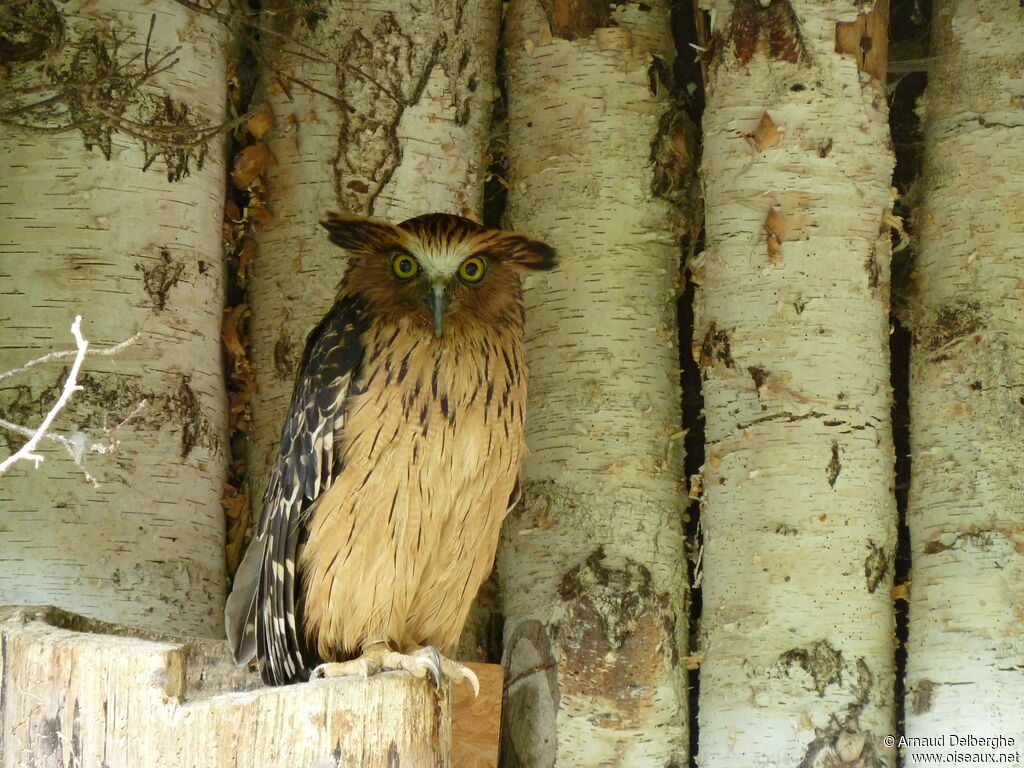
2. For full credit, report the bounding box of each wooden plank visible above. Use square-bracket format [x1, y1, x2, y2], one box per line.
[452, 662, 502, 768]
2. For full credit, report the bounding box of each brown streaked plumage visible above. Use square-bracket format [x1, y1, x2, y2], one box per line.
[225, 212, 555, 686]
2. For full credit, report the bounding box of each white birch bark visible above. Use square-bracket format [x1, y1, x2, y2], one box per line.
[903, 0, 1024, 759]
[0, 1, 228, 636]
[499, 1, 689, 763]
[247, 0, 502, 531]
[692, 0, 897, 764]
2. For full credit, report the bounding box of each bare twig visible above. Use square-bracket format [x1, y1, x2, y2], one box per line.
[0, 317, 88, 476]
[0, 319, 144, 486]
[0, 331, 140, 385]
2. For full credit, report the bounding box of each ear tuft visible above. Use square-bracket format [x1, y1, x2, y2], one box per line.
[493, 234, 557, 273]
[321, 213, 403, 252]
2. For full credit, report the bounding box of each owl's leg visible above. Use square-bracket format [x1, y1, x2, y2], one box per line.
[312, 643, 480, 697]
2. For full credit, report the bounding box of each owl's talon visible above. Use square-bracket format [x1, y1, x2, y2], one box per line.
[413, 646, 479, 697]
[448, 659, 480, 698]
[419, 645, 443, 688]
[311, 646, 478, 696]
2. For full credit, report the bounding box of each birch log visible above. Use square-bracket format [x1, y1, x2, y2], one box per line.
[0, 0, 227, 637]
[499, 1, 690, 764]
[692, 0, 897, 764]
[247, 0, 502, 525]
[904, 0, 1024, 759]
[0, 606, 452, 768]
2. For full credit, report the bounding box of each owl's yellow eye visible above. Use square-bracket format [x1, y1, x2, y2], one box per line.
[391, 252, 420, 280]
[458, 256, 485, 284]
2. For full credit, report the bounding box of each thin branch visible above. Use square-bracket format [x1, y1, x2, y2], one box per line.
[0, 321, 145, 486]
[0, 317, 88, 475]
[0, 332, 140, 385]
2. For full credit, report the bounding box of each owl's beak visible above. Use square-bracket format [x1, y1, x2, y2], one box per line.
[425, 282, 450, 338]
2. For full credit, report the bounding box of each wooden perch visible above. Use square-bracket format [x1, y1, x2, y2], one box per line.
[0, 607, 502, 768]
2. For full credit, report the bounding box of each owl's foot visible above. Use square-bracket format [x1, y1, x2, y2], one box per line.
[313, 645, 479, 697]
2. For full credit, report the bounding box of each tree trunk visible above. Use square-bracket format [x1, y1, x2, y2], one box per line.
[692, 0, 897, 765]
[0, 606, 452, 768]
[498, 1, 690, 764]
[0, 0, 228, 637]
[904, 0, 1024, 758]
[246, 0, 502, 543]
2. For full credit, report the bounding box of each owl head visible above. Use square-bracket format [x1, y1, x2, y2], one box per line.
[322, 212, 556, 337]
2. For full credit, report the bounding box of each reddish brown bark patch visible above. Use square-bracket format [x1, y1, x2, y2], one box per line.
[556, 548, 672, 722]
[540, 0, 612, 40]
[729, 0, 807, 64]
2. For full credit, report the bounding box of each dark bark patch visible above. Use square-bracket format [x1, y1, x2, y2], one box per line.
[556, 548, 669, 711]
[71, 697, 82, 761]
[0, 383, 39, 454]
[540, 0, 613, 40]
[274, 331, 295, 380]
[137, 249, 184, 311]
[662, 610, 680, 668]
[924, 530, 1002, 555]
[0, 0, 63, 63]
[864, 244, 881, 288]
[911, 679, 934, 714]
[650, 108, 696, 205]
[779, 640, 844, 696]
[748, 364, 769, 391]
[700, 323, 735, 369]
[176, 375, 211, 459]
[863, 539, 888, 593]
[917, 301, 984, 353]
[37, 715, 61, 756]
[790, 658, 882, 768]
[0, 368, 188, 464]
[66, 371, 158, 429]
[729, 0, 808, 65]
[827, 440, 841, 487]
[303, 4, 329, 31]
[922, 539, 948, 555]
[22, 22, 210, 179]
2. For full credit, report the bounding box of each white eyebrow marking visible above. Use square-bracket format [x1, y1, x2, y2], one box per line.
[413, 237, 476, 279]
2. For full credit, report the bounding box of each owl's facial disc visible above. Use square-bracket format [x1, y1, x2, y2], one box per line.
[425, 281, 451, 338]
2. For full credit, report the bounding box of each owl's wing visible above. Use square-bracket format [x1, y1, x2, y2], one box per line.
[225, 294, 370, 685]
